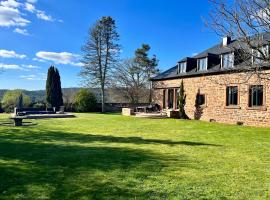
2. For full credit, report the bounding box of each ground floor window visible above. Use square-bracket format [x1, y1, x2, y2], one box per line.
[249, 85, 264, 107]
[226, 86, 238, 106]
[196, 94, 206, 106]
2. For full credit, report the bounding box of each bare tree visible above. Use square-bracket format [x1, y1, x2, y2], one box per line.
[206, 0, 270, 82]
[81, 16, 120, 112]
[114, 59, 149, 103]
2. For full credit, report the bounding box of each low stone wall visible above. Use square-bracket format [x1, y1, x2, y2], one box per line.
[122, 108, 135, 116]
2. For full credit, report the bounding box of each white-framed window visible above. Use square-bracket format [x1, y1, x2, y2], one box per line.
[177, 62, 186, 74]
[197, 58, 207, 71]
[253, 45, 269, 64]
[222, 53, 234, 69]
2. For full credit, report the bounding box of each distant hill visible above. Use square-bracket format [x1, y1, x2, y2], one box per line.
[0, 88, 133, 103]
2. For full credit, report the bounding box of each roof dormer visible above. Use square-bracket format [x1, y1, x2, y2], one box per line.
[177, 62, 186, 74]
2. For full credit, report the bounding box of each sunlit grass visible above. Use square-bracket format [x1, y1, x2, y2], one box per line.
[0, 113, 269, 199]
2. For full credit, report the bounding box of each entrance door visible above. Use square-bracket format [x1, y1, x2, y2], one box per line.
[168, 89, 174, 109]
[162, 90, 166, 109]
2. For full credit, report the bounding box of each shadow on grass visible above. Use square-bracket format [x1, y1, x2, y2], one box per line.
[0, 129, 221, 147]
[0, 128, 194, 199]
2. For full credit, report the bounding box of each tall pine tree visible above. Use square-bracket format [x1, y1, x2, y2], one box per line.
[46, 66, 63, 109]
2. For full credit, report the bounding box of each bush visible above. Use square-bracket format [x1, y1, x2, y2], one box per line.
[74, 89, 97, 112]
[1, 90, 31, 113]
[32, 102, 46, 110]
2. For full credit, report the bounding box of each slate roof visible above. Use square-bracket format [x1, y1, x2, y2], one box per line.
[152, 33, 270, 81]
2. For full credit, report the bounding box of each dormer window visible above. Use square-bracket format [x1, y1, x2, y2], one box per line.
[253, 45, 269, 64]
[177, 62, 186, 74]
[222, 53, 234, 69]
[198, 58, 207, 71]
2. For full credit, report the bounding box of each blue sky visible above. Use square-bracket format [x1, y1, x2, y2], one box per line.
[0, 0, 220, 90]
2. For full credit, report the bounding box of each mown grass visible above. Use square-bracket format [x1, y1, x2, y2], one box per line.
[0, 113, 269, 199]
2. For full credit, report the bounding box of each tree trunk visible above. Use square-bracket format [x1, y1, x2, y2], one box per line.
[101, 87, 105, 113]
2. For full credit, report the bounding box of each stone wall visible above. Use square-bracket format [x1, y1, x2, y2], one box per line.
[152, 71, 270, 126]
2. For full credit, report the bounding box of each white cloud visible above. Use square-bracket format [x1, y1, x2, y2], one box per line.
[0, 63, 22, 70]
[0, 0, 21, 8]
[0, 49, 26, 59]
[36, 10, 53, 21]
[13, 27, 29, 35]
[24, 2, 35, 12]
[35, 51, 82, 66]
[26, 0, 37, 4]
[0, 0, 59, 34]
[22, 64, 40, 69]
[20, 74, 46, 81]
[0, 5, 30, 27]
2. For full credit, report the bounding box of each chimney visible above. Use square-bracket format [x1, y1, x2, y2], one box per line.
[223, 36, 231, 46]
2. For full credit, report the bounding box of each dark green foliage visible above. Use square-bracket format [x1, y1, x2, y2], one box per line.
[178, 80, 188, 119]
[1, 90, 31, 112]
[17, 93, 23, 109]
[46, 66, 63, 109]
[33, 102, 46, 110]
[74, 89, 97, 112]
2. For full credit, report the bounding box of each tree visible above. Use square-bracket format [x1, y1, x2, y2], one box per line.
[206, 0, 270, 81]
[17, 93, 23, 109]
[114, 58, 149, 103]
[178, 80, 188, 119]
[134, 44, 159, 103]
[1, 90, 31, 112]
[46, 66, 63, 109]
[74, 89, 97, 112]
[81, 16, 120, 112]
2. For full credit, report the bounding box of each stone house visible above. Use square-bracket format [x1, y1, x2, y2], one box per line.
[152, 34, 270, 126]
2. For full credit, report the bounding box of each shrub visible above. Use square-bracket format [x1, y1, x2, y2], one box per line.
[1, 90, 31, 113]
[74, 89, 97, 112]
[33, 102, 46, 110]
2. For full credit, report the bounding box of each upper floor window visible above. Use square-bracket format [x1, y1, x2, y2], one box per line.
[177, 62, 186, 74]
[198, 58, 207, 71]
[226, 86, 238, 106]
[253, 45, 269, 64]
[222, 53, 234, 69]
[249, 85, 264, 107]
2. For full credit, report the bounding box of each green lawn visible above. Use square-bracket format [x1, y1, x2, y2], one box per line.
[0, 113, 269, 200]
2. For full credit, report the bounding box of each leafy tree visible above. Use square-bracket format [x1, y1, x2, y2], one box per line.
[178, 80, 188, 119]
[46, 66, 63, 109]
[1, 90, 31, 112]
[81, 16, 121, 112]
[134, 44, 159, 103]
[74, 89, 97, 112]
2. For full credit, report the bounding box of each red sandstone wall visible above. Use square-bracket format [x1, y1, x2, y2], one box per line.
[152, 72, 270, 126]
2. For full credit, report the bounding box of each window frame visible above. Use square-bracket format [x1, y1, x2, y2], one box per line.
[197, 57, 208, 71]
[221, 52, 234, 69]
[252, 45, 269, 65]
[225, 85, 240, 108]
[248, 85, 265, 109]
[177, 62, 187, 74]
[196, 93, 207, 108]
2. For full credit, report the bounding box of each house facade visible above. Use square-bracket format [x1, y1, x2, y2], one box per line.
[152, 35, 270, 126]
